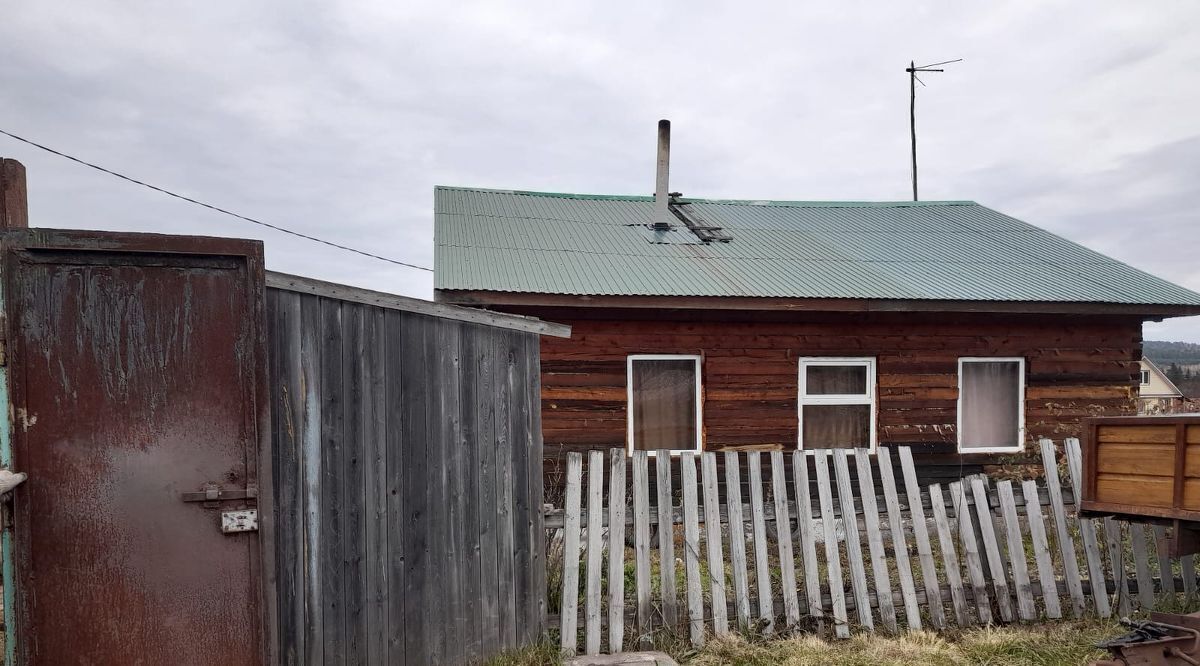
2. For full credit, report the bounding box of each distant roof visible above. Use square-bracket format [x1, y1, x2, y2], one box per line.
[434, 186, 1200, 312]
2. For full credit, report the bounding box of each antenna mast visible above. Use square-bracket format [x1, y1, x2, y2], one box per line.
[906, 58, 961, 201]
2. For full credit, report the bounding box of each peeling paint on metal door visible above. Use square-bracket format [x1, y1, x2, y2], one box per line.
[1, 229, 268, 665]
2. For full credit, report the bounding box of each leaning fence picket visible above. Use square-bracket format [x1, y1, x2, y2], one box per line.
[950, 481, 992, 625]
[560, 453, 583, 655]
[877, 448, 920, 630]
[1039, 438, 1086, 618]
[970, 477, 1013, 623]
[1153, 526, 1176, 599]
[607, 449, 626, 653]
[1104, 518, 1130, 617]
[997, 481, 1036, 621]
[680, 453, 704, 646]
[813, 451, 850, 638]
[833, 449, 873, 630]
[631, 451, 652, 633]
[747, 453, 774, 633]
[792, 451, 824, 626]
[855, 448, 896, 632]
[1183, 555, 1196, 599]
[1130, 522, 1156, 610]
[654, 449, 677, 630]
[584, 451, 604, 655]
[898, 447, 946, 630]
[724, 452, 752, 631]
[1064, 438, 1111, 618]
[1021, 480, 1062, 619]
[929, 483, 969, 627]
[770, 451, 801, 628]
[701, 453, 729, 636]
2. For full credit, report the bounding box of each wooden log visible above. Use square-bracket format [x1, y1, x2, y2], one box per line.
[997, 481, 1037, 621]
[607, 449, 627, 653]
[792, 451, 824, 626]
[632, 451, 653, 633]
[771, 451, 801, 628]
[584, 452, 604, 654]
[833, 450, 873, 630]
[701, 453, 729, 635]
[929, 483, 970, 627]
[855, 449, 897, 632]
[1130, 523, 1156, 610]
[898, 447, 945, 629]
[1039, 439, 1086, 617]
[970, 478, 1013, 623]
[560, 453, 583, 655]
[747, 453, 774, 633]
[1065, 438, 1112, 618]
[813, 452, 850, 638]
[681, 453, 705, 646]
[1022, 480, 1062, 619]
[950, 481, 992, 624]
[655, 450, 678, 630]
[724, 453, 752, 631]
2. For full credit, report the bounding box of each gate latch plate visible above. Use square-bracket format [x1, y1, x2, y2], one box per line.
[221, 509, 258, 534]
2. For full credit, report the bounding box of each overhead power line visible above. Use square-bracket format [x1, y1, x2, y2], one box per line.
[0, 128, 433, 272]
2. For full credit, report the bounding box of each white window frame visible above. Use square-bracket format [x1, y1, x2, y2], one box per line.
[797, 357, 877, 454]
[626, 354, 703, 456]
[956, 357, 1026, 454]
[1140, 369, 1151, 386]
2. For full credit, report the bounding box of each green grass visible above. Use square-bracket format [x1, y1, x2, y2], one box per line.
[485, 619, 1124, 665]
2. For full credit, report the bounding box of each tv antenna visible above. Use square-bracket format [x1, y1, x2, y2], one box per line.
[906, 58, 961, 201]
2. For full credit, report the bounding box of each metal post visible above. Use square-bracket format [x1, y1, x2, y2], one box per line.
[910, 62, 918, 202]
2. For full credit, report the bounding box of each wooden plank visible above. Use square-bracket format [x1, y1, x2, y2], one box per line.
[1104, 518, 1130, 618]
[319, 298, 347, 663]
[771, 451, 801, 628]
[655, 450, 678, 630]
[897, 447, 944, 629]
[813, 452, 850, 638]
[272, 291, 307, 664]
[342, 306, 368, 665]
[876, 448, 920, 630]
[792, 452, 824, 625]
[1129, 523, 1156, 610]
[1065, 438, 1112, 618]
[950, 481, 991, 625]
[631, 451, 653, 634]
[1021, 480, 1061, 619]
[997, 481, 1036, 621]
[701, 453, 730, 635]
[680, 453, 705, 646]
[1039, 439, 1086, 617]
[929, 484, 970, 626]
[266, 271, 572, 338]
[724, 453, 752, 631]
[854, 449, 896, 632]
[584, 451, 604, 655]
[357, 306, 387, 664]
[832, 450, 873, 630]
[747, 453, 773, 633]
[388, 311, 414, 663]
[1182, 554, 1196, 599]
[560, 453, 583, 655]
[1154, 525, 1177, 598]
[607, 449, 627, 654]
[970, 478, 1013, 623]
[473, 322, 499, 657]
[437, 320, 465, 663]
[515, 332, 542, 643]
[527, 334, 548, 640]
[494, 327, 518, 650]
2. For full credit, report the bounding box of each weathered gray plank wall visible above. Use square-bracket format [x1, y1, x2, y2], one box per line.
[267, 286, 546, 665]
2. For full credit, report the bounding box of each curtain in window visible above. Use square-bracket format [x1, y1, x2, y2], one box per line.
[802, 404, 870, 449]
[631, 359, 697, 451]
[960, 361, 1021, 449]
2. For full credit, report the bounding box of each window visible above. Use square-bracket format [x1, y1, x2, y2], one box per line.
[958, 358, 1025, 453]
[797, 358, 876, 452]
[1141, 369, 1151, 386]
[627, 355, 702, 454]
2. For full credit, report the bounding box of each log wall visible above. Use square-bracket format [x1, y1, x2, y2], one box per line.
[531, 310, 1141, 461]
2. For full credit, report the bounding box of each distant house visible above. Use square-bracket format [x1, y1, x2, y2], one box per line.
[433, 126, 1200, 466]
[1139, 358, 1185, 413]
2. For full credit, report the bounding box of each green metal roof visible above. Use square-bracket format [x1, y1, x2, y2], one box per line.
[434, 186, 1200, 308]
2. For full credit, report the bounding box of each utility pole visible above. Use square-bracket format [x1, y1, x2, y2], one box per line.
[905, 58, 961, 201]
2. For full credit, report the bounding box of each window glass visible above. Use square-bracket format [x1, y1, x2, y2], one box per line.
[959, 359, 1023, 451]
[798, 358, 875, 452]
[1141, 370, 1151, 385]
[629, 357, 699, 452]
[802, 404, 871, 449]
[805, 365, 867, 395]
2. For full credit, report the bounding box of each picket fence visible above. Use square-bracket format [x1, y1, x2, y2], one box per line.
[553, 439, 1200, 656]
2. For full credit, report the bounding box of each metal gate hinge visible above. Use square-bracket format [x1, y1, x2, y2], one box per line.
[181, 483, 258, 503]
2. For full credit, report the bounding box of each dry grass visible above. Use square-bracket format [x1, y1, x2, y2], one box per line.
[485, 619, 1122, 665]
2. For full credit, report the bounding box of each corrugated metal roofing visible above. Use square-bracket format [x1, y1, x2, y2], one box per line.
[434, 186, 1200, 307]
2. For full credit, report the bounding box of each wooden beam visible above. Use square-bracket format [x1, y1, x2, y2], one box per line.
[1, 158, 28, 230]
[436, 289, 1200, 318]
[267, 272, 570, 338]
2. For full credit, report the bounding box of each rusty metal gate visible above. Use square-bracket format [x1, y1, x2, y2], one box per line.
[1, 229, 270, 665]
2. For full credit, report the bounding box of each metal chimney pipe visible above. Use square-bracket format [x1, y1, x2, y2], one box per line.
[653, 119, 672, 230]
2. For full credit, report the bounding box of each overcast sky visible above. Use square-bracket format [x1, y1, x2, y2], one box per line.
[3, 2, 1199, 340]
